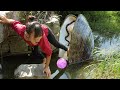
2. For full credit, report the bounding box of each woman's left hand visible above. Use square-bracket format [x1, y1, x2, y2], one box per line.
[43, 67, 51, 77]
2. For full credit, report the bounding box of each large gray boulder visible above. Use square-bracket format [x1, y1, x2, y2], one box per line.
[14, 64, 49, 79]
[68, 14, 94, 64]
[0, 11, 9, 43]
[0, 11, 28, 53]
[14, 64, 70, 79]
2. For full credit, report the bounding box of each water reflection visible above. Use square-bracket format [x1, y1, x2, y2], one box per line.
[94, 32, 120, 56]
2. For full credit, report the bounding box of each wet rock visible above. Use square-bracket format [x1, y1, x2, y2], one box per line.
[14, 64, 49, 79]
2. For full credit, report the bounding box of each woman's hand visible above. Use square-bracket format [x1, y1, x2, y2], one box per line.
[43, 55, 51, 77]
[0, 15, 9, 24]
[43, 67, 51, 77]
[0, 15, 14, 24]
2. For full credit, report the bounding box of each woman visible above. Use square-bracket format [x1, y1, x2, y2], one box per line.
[0, 15, 68, 77]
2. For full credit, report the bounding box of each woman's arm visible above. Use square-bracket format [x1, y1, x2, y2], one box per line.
[45, 55, 51, 69]
[43, 55, 51, 77]
[0, 15, 26, 37]
[0, 15, 15, 24]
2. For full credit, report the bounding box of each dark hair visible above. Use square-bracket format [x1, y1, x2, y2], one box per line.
[26, 15, 42, 38]
[27, 15, 37, 22]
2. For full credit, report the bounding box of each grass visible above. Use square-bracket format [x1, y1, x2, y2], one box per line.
[75, 49, 120, 79]
[92, 52, 120, 79]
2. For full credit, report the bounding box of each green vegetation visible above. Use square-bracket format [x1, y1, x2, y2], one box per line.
[19, 11, 120, 37]
[56, 11, 120, 36]
[77, 51, 120, 79]
[82, 11, 120, 37]
[67, 47, 120, 79]
[18, 11, 54, 24]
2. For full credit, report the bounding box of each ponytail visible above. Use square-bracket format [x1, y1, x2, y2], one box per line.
[26, 15, 42, 37]
[27, 15, 37, 22]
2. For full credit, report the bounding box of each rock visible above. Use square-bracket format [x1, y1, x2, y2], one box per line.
[14, 64, 49, 79]
[0, 11, 9, 43]
[46, 15, 60, 38]
[14, 64, 70, 79]
[46, 15, 60, 44]
[72, 14, 94, 60]
[0, 64, 3, 79]
[0, 11, 17, 43]
[0, 24, 4, 43]
[68, 14, 94, 64]
[0, 11, 28, 53]
[50, 70, 70, 79]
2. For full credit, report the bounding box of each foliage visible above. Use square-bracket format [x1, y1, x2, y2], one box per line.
[56, 11, 120, 37]
[76, 48, 120, 79]
[18, 11, 54, 24]
[91, 53, 120, 79]
[83, 11, 120, 36]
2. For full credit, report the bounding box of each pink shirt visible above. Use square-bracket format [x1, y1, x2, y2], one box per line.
[11, 20, 52, 57]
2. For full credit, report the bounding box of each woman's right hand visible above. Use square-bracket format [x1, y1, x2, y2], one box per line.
[0, 15, 9, 24]
[0, 15, 14, 24]
[43, 67, 51, 77]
